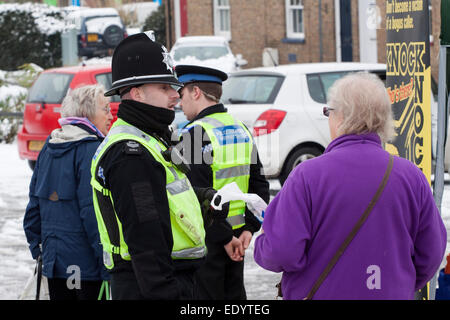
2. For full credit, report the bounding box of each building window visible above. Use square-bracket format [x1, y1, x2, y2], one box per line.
[285, 0, 304, 39]
[214, 0, 231, 40]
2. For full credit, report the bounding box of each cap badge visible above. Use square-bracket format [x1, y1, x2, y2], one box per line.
[161, 45, 174, 73]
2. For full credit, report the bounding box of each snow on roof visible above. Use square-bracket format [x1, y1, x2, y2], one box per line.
[65, 7, 120, 19]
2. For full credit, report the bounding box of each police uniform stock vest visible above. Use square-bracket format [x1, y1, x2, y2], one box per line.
[91, 119, 206, 269]
[186, 112, 253, 230]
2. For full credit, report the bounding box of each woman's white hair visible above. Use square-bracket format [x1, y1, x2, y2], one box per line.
[327, 72, 395, 143]
[60, 84, 108, 119]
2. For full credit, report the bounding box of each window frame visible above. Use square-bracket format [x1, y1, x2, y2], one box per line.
[95, 72, 120, 102]
[214, 0, 231, 41]
[285, 0, 305, 40]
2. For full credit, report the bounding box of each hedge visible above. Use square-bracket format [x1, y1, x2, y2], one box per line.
[0, 3, 66, 71]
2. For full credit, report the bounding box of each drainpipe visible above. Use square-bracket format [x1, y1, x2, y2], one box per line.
[167, 0, 173, 49]
[319, 0, 323, 62]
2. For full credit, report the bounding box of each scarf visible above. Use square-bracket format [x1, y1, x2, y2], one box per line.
[117, 99, 175, 144]
[58, 117, 104, 138]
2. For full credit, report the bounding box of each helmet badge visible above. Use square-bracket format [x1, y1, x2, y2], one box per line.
[161, 45, 174, 73]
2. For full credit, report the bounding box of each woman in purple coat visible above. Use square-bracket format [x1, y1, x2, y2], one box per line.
[254, 72, 447, 300]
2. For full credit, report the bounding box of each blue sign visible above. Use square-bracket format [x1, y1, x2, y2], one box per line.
[213, 125, 250, 145]
[71, 0, 80, 6]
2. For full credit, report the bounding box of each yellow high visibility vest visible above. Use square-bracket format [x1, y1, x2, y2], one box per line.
[91, 119, 206, 269]
[185, 112, 254, 229]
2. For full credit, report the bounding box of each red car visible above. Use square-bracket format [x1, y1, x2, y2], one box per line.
[17, 64, 120, 170]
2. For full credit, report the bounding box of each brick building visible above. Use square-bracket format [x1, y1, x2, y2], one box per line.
[165, 0, 441, 80]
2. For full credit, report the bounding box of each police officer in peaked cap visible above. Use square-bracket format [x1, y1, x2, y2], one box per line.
[175, 64, 270, 300]
[91, 33, 227, 300]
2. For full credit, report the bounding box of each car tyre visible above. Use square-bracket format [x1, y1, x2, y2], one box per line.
[103, 25, 124, 47]
[279, 146, 323, 185]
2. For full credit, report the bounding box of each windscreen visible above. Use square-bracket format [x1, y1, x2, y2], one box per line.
[27, 73, 73, 104]
[222, 75, 284, 104]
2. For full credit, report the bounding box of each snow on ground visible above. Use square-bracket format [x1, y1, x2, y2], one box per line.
[0, 140, 449, 300]
[0, 142, 34, 300]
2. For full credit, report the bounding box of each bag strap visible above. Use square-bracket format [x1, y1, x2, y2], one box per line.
[304, 154, 394, 300]
[98, 280, 110, 300]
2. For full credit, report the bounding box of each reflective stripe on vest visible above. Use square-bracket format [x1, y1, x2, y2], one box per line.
[108, 123, 153, 142]
[191, 113, 253, 229]
[196, 116, 227, 127]
[226, 214, 246, 227]
[171, 246, 207, 259]
[167, 178, 191, 195]
[216, 165, 250, 180]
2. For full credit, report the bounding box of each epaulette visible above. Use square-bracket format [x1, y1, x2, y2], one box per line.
[123, 140, 143, 155]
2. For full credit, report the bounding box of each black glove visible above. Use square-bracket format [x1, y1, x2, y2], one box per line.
[208, 201, 229, 220]
[193, 187, 216, 203]
[200, 187, 229, 220]
[193, 187, 230, 225]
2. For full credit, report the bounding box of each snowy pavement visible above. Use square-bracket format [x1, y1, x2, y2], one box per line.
[0, 141, 449, 300]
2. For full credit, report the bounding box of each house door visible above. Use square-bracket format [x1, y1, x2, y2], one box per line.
[339, 0, 353, 61]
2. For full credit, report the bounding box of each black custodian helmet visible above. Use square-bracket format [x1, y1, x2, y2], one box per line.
[105, 31, 182, 97]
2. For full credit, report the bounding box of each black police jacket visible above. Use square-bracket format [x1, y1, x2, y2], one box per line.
[97, 100, 203, 299]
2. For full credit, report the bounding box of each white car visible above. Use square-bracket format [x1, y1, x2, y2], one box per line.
[222, 62, 387, 184]
[170, 36, 247, 74]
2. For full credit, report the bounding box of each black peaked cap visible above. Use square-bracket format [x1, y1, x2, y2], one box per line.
[175, 65, 228, 85]
[105, 32, 181, 97]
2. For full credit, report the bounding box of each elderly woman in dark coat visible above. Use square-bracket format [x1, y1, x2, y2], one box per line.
[23, 84, 113, 300]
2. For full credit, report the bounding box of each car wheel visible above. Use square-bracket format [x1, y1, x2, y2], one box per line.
[279, 147, 323, 185]
[28, 160, 36, 171]
[103, 25, 124, 47]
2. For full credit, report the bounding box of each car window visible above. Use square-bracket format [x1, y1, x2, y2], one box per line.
[96, 73, 120, 102]
[27, 73, 73, 104]
[307, 71, 385, 103]
[222, 75, 284, 104]
[306, 74, 326, 104]
[307, 72, 348, 104]
[173, 46, 230, 61]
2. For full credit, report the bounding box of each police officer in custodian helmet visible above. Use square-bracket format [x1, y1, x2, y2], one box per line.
[90, 32, 224, 299]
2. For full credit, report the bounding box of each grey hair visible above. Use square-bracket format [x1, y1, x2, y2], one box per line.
[327, 72, 395, 143]
[60, 84, 108, 119]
